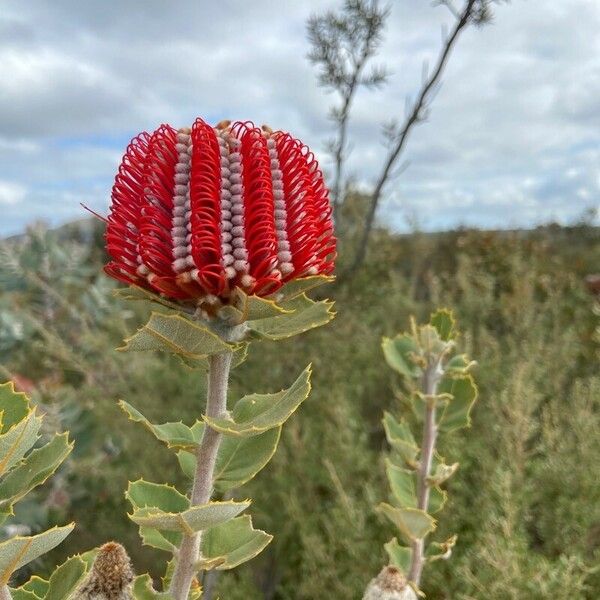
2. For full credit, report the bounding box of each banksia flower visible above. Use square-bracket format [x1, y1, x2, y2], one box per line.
[74, 542, 134, 600]
[363, 567, 417, 600]
[105, 119, 336, 306]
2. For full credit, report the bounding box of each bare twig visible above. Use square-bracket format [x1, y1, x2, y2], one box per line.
[344, 0, 480, 277]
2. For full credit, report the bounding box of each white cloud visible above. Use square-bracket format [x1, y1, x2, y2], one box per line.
[0, 181, 26, 206]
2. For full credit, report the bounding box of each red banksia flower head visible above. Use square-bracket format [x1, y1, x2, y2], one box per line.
[105, 119, 336, 307]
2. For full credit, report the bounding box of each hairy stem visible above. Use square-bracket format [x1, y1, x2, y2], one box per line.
[169, 349, 234, 600]
[0, 586, 12, 600]
[408, 361, 442, 586]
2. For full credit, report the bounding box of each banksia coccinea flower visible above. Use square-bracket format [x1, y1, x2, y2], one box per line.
[363, 567, 417, 600]
[105, 119, 336, 305]
[74, 542, 134, 600]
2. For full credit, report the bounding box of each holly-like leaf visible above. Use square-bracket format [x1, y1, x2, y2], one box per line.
[118, 312, 234, 358]
[130, 501, 250, 534]
[0, 433, 72, 507]
[0, 382, 30, 433]
[428, 485, 447, 514]
[8, 589, 40, 600]
[132, 573, 173, 599]
[430, 309, 456, 341]
[20, 575, 48, 597]
[0, 524, 75, 584]
[203, 365, 311, 437]
[0, 410, 43, 477]
[119, 401, 199, 451]
[179, 342, 249, 372]
[178, 427, 281, 491]
[377, 503, 436, 542]
[382, 412, 419, 467]
[126, 480, 189, 513]
[247, 295, 334, 340]
[445, 354, 475, 375]
[386, 461, 416, 509]
[427, 462, 459, 486]
[114, 285, 190, 314]
[384, 538, 412, 574]
[44, 555, 87, 600]
[234, 288, 293, 321]
[438, 375, 478, 432]
[382, 335, 421, 380]
[426, 534, 458, 562]
[271, 275, 335, 302]
[198, 515, 272, 570]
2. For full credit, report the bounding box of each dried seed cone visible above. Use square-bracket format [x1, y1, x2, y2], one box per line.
[363, 566, 418, 600]
[74, 542, 134, 600]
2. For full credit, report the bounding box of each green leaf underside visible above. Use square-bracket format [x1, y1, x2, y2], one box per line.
[198, 515, 273, 571]
[178, 342, 249, 372]
[270, 275, 335, 302]
[118, 312, 234, 357]
[248, 295, 335, 340]
[438, 375, 478, 432]
[119, 401, 199, 450]
[0, 382, 30, 433]
[0, 410, 42, 478]
[378, 503, 436, 542]
[0, 525, 74, 584]
[383, 412, 419, 466]
[177, 426, 281, 491]
[0, 433, 72, 507]
[9, 589, 40, 600]
[384, 538, 412, 574]
[114, 285, 188, 313]
[382, 335, 421, 379]
[44, 555, 87, 600]
[203, 365, 311, 436]
[126, 480, 189, 513]
[234, 288, 293, 321]
[429, 309, 456, 341]
[130, 501, 250, 534]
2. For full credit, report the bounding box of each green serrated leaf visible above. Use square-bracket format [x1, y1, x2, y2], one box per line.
[8, 589, 40, 600]
[130, 501, 250, 534]
[384, 538, 412, 574]
[382, 412, 419, 466]
[126, 480, 189, 513]
[382, 335, 421, 379]
[178, 341, 249, 372]
[377, 503, 436, 542]
[446, 354, 475, 374]
[438, 375, 478, 432]
[0, 433, 72, 508]
[203, 366, 311, 436]
[428, 485, 447, 514]
[114, 285, 189, 314]
[271, 275, 335, 302]
[119, 401, 198, 450]
[138, 526, 181, 554]
[178, 427, 281, 491]
[234, 288, 293, 321]
[427, 462, 459, 486]
[118, 312, 234, 358]
[132, 573, 173, 599]
[0, 524, 74, 585]
[0, 409, 43, 477]
[20, 575, 48, 597]
[386, 461, 416, 508]
[426, 534, 458, 562]
[429, 309, 456, 341]
[248, 295, 335, 340]
[44, 555, 87, 600]
[198, 515, 272, 570]
[0, 382, 30, 433]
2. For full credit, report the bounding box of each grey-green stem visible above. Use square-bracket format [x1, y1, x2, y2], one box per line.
[169, 347, 234, 600]
[408, 359, 442, 586]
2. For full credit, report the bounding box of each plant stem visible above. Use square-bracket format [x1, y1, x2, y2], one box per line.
[169, 349, 234, 600]
[408, 361, 441, 586]
[0, 586, 12, 600]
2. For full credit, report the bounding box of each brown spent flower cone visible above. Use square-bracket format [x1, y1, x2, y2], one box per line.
[363, 566, 418, 600]
[74, 542, 134, 600]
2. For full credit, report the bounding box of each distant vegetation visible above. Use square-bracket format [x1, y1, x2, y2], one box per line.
[1, 215, 598, 598]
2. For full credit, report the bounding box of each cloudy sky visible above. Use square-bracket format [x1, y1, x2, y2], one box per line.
[0, 0, 598, 236]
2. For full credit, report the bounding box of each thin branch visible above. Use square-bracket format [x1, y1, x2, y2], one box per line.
[344, 0, 478, 277]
